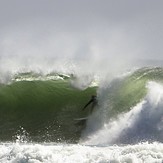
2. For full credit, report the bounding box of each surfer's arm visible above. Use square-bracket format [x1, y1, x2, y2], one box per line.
[82, 99, 93, 110]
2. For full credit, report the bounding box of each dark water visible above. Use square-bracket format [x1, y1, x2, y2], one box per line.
[0, 77, 96, 143]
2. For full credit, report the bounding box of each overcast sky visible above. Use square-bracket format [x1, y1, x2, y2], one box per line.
[0, 0, 163, 63]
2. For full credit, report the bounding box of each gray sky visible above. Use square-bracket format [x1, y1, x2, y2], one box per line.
[0, 0, 163, 64]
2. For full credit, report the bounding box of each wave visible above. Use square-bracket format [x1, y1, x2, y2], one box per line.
[0, 67, 163, 145]
[81, 67, 163, 145]
[0, 75, 97, 143]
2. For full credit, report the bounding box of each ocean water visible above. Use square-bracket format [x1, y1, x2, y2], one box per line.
[0, 142, 163, 163]
[0, 67, 163, 162]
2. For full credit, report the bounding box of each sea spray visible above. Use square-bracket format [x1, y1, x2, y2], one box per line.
[81, 100, 145, 145]
[81, 81, 163, 145]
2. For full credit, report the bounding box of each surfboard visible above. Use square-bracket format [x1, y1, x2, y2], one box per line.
[74, 117, 88, 121]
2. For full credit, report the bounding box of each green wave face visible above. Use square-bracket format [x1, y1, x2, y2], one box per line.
[0, 67, 163, 143]
[99, 67, 163, 119]
[0, 79, 96, 143]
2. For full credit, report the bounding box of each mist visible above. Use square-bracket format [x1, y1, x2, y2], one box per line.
[0, 0, 163, 76]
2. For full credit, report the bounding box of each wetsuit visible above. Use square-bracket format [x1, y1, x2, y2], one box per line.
[83, 95, 97, 113]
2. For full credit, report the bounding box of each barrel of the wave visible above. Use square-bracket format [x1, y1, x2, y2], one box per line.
[0, 76, 97, 143]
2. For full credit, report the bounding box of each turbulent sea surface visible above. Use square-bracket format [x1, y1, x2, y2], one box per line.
[0, 67, 163, 162]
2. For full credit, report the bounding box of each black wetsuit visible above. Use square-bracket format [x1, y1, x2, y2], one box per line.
[83, 95, 97, 113]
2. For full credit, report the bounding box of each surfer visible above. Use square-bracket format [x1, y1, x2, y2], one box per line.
[82, 95, 97, 113]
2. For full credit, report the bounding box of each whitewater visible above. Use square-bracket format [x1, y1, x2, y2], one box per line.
[1, 0, 163, 161]
[0, 67, 163, 162]
[0, 142, 163, 163]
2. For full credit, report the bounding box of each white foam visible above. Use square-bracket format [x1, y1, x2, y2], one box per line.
[82, 81, 163, 145]
[81, 100, 146, 145]
[0, 142, 162, 163]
